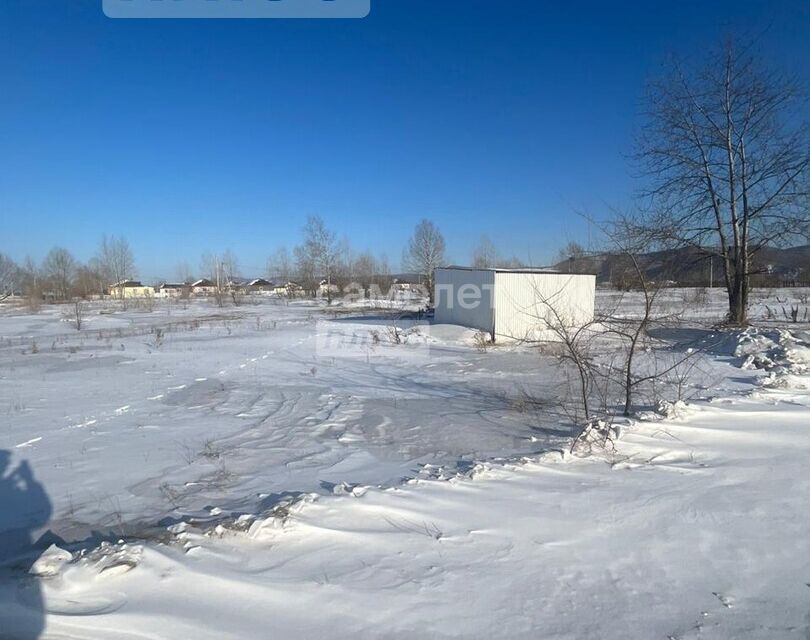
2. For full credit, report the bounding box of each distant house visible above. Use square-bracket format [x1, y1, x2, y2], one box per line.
[156, 282, 189, 298]
[191, 279, 217, 295]
[246, 278, 275, 293]
[109, 280, 154, 299]
[388, 276, 426, 299]
[273, 281, 301, 296]
[317, 279, 339, 297]
[391, 273, 424, 286]
[226, 279, 247, 294]
[391, 278, 414, 291]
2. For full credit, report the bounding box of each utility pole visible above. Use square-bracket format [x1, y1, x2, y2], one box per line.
[709, 256, 713, 288]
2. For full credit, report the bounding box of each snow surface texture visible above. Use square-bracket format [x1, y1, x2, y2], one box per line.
[1, 289, 809, 638]
[0, 299, 574, 543]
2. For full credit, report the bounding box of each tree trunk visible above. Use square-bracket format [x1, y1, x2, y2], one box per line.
[727, 266, 749, 325]
[623, 348, 634, 417]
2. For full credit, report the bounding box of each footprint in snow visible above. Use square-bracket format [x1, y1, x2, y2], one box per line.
[712, 592, 734, 608]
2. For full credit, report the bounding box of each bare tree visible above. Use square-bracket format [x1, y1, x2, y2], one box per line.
[297, 216, 340, 304]
[638, 39, 810, 324]
[0, 253, 19, 301]
[267, 247, 292, 284]
[75, 264, 106, 299]
[97, 235, 135, 294]
[221, 250, 242, 305]
[20, 256, 42, 310]
[200, 252, 229, 307]
[554, 242, 589, 273]
[293, 245, 317, 297]
[351, 251, 377, 298]
[498, 255, 526, 269]
[541, 301, 600, 425]
[42, 247, 77, 301]
[70, 299, 86, 330]
[555, 242, 586, 262]
[471, 235, 499, 269]
[221, 250, 240, 284]
[331, 238, 353, 293]
[375, 254, 393, 292]
[404, 219, 446, 303]
[595, 215, 703, 416]
[176, 261, 193, 284]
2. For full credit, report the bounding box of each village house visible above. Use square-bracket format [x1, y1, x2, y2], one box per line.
[225, 279, 247, 295]
[246, 278, 275, 293]
[190, 279, 217, 295]
[109, 280, 155, 299]
[273, 281, 302, 296]
[317, 279, 340, 297]
[156, 282, 189, 298]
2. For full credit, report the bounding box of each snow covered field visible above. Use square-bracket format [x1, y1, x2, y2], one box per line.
[1, 288, 809, 639]
[0, 297, 572, 543]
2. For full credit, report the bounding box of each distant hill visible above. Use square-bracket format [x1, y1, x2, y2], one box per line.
[553, 245, 810, 287]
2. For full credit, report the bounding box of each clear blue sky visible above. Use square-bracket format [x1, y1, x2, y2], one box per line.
[1, 0, 807, 280]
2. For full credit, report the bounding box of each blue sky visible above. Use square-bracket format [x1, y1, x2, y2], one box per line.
[0, 0, 807, 279]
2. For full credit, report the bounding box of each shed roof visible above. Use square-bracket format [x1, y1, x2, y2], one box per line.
[440, 266, 561, 275]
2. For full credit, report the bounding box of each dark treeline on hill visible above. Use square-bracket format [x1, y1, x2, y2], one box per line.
[554, 245, 810, 290]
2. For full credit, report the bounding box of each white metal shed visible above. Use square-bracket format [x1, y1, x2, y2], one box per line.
[433, 267, 595, 342]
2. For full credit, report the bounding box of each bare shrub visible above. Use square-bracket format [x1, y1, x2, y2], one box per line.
[177, 440, 197, 465]
[26, 293, 42, 313]
[781, 304, 807, 323]
[570, 418, 618, 457]
[650, 351, 710, 405]
[386, 324, 402, 345]
[159, 482, 181, 509]
[200, 439, 222, 460]
[473, 330, 491, 353]
[683, 287, 708, 305]
[69, 299, 86, 330]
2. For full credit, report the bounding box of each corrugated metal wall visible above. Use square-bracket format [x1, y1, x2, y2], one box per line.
[493, 273, 595, 341]
[433, 268, 495, 333]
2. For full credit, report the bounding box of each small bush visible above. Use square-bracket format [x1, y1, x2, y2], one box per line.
[473, 331, 491, 352]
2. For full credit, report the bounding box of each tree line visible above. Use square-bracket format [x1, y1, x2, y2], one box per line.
[0, 217, 524, 306]
[0, 236, 135, 305]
